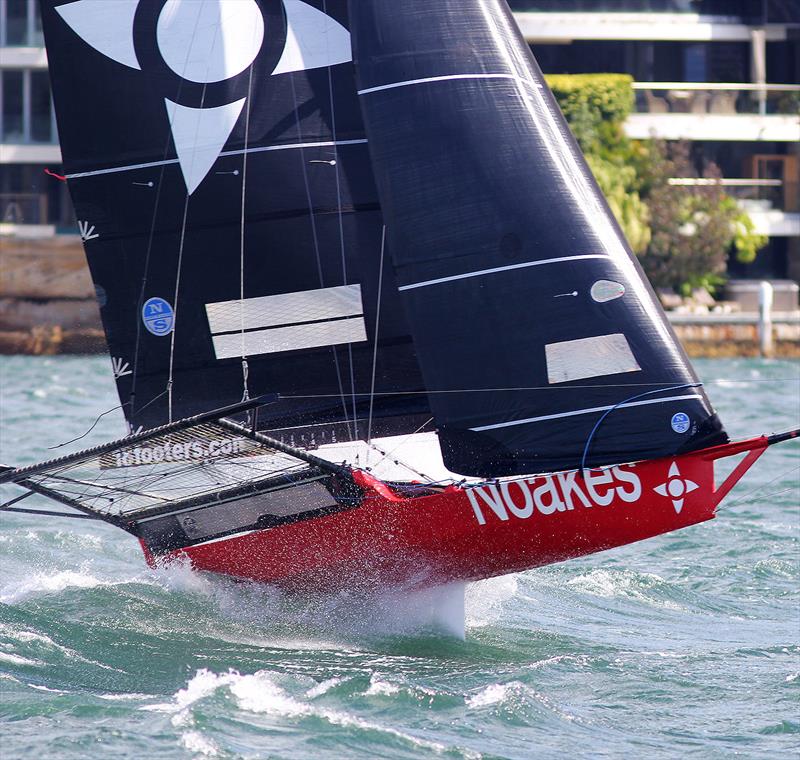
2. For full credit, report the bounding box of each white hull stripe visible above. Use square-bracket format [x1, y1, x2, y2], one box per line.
[64, 139, 368, 180]
[399, 254, 608, 292]
[471, 394, 704, 432]
[358, 72, 543, 96]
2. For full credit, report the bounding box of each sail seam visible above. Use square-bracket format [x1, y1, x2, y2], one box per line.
[357, 73, 542, 96]
[398, 254, 608, 291]
[212, 314, 364, 336]
[471, 394, 705, 432]
[64, 140, 369, 180]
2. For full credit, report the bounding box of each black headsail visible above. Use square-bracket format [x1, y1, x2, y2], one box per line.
[41, 0, 430, 444]
[349, 0, 727, 476]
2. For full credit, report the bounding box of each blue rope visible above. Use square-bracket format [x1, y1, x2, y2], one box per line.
[580, 383, 703, 473]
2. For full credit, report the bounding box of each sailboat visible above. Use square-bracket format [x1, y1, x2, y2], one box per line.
[1, 0, 795, 593]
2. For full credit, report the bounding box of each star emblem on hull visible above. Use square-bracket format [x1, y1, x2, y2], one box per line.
[654, 462, 699, 514]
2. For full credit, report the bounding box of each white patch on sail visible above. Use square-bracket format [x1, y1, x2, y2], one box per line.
[206, 285, 367, 359]
[165, 98, 245, 194]
[212, 319, 367, 358]
[271, 0, 352, 76]
[545, 333, 640, 384]
[56, 0, 141, 70]
[157, 0, 265, 84]
[207, 285, 363, 332]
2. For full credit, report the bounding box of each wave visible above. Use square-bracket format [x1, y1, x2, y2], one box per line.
[1, 568, 117, 604]
[143, 668, 479, 757]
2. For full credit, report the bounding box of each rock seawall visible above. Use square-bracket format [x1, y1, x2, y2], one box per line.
[1, 235, 798, 357]
[0, 234, 105, 354]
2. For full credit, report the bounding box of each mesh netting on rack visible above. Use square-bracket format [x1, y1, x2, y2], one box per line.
[12, 421, 313, 518]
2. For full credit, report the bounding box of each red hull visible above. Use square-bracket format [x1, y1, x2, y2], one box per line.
[143, 437, 767, 591]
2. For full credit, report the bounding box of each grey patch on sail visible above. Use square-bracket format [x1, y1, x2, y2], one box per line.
[590, 279, 626, 303]
[545, 333, 640, 384]
[206, 285, 367, 359]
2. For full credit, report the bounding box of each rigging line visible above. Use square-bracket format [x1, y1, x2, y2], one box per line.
[580, 383, 704, 473]
[130, 3, 205, 422]
[366, 225, 387, 446]
[367, 417, 435, 475]
[167, 193, 191, 424]
[363, 439, 436, 483]
[288, 73, 352, 438]
[239, 63, 255, 403]
[167, 9, 214, 423]
[324, 0, 359, 440]
[128, 118, 177, 421]
[717, 463, 800, 512]
[0, 505, 101, 520]
[273, 377, 796, 398]
[47, 405, 125, 449]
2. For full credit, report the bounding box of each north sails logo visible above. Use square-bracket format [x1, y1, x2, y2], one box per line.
[55, 0, 352, 193]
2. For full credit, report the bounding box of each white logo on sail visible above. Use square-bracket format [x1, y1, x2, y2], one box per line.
[78, 220, 99, 241]
[653, 462, 699, 514]
[55, 0, 352, 194]
[111, 357, 133, 378]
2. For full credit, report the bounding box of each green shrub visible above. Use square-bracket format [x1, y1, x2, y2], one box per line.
[545, 74, 767, 292]
[545, 74, 634, 152]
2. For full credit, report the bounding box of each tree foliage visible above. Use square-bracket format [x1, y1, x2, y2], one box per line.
[545, 74, 768, 293]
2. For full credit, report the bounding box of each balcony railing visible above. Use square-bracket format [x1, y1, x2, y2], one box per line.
[508, 0, 800, 21]
[632, 82, 800, 116]
[667, 178, 798, 213]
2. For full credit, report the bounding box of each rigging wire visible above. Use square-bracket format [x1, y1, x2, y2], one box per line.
[128, 8, 204, 426]
[167, 191, 191, 423]
[239, 63, 255, 404]
[366, 417, 435, 475]
[288, 73, 352, 439]
[716, 463, 800, 513]
[166, 13, 213, 423]
[366, 225, 387, 445]
[580, 383, 703, 472]
[276, 376, 800, 399]
[322, 0, 360, 440]
[47, 404, 125, 449]
[363, 439, 436, 483]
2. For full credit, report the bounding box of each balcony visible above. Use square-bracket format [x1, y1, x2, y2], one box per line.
[625, 83, 800, 141]
[514, 13, 794, 42]
[666, 178, 800, 238]
[508, 1, 799, 21]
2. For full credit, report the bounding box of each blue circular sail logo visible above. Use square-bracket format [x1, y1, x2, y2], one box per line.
[142, 297, 175, 336]
[671, 412, 690, 434]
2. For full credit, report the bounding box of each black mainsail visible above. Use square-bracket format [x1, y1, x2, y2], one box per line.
[349, 0, 727, 476]
[41, 0, 430, 444]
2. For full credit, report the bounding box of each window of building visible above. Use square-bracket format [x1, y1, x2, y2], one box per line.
[1, 69, 23, 141]
[0, 0, 42, 46]
[0, 68, 55, 143]
[30, 70, 51, 142]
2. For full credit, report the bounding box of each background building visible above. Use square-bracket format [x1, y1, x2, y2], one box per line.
[0, 0, 71, 232]
[1, 0, 799, 279]
[509, 0, 800, 281]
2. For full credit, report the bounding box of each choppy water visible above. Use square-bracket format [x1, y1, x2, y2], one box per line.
[1, 356, 798, 759]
